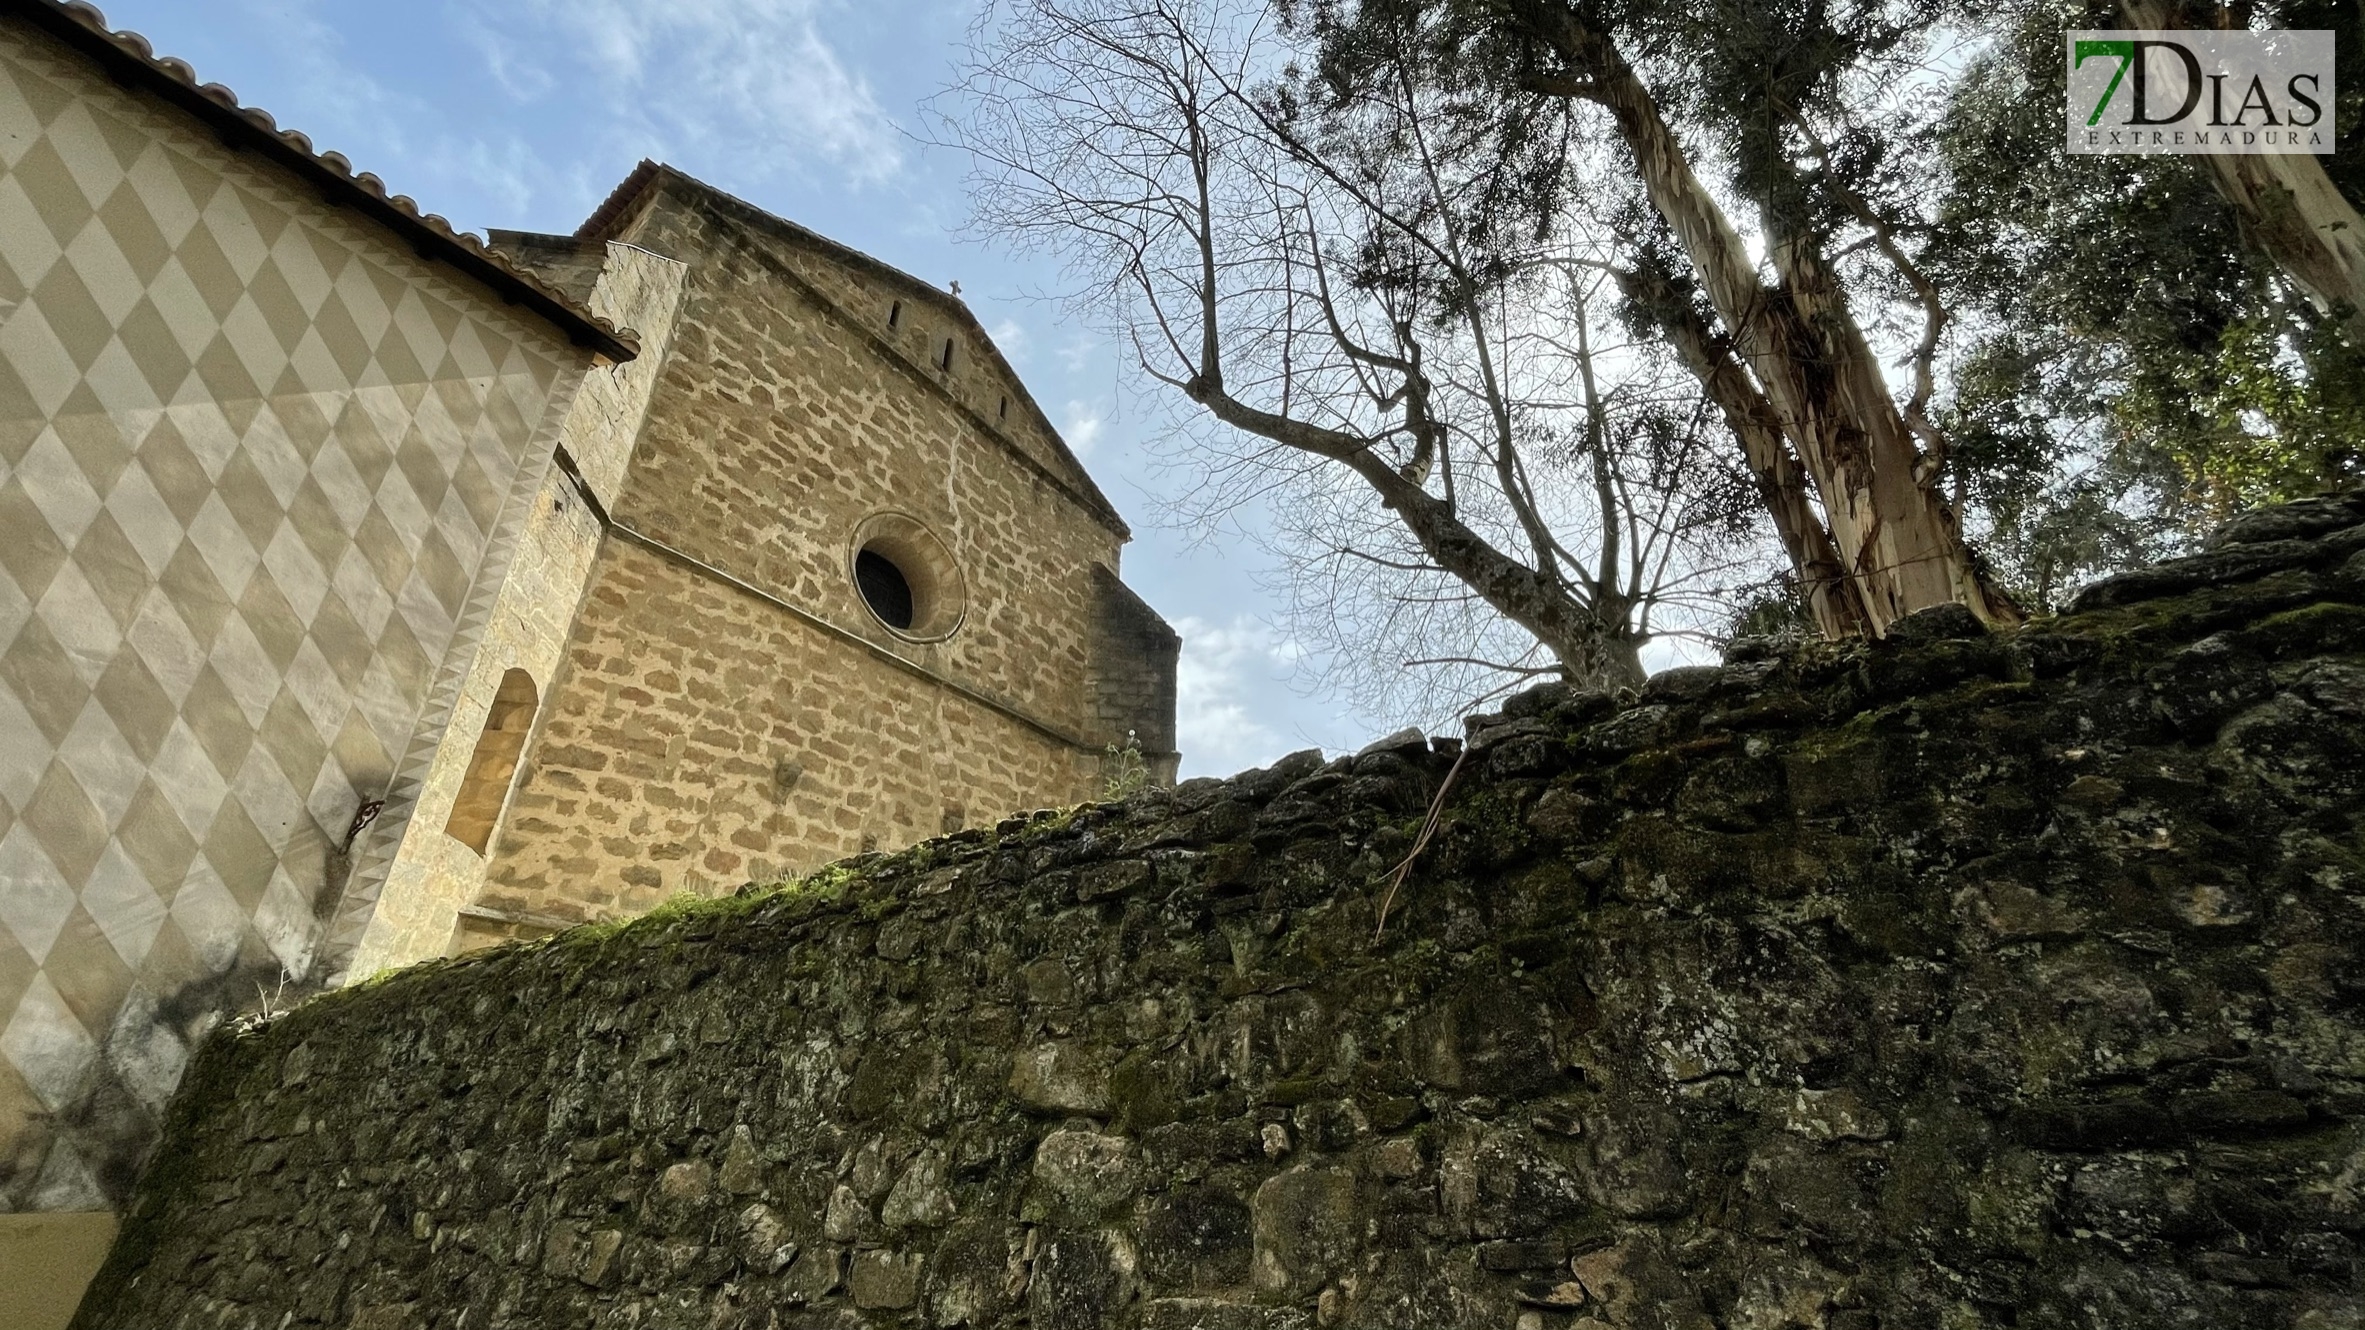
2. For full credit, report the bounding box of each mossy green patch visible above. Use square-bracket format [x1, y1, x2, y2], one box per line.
[2241, 601, 2365, 658]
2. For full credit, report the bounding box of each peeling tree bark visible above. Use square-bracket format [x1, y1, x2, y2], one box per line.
[1764, 225, 2021, 629]
[1618, 265, 1873, 638]
[1517, 3, 2023, 634]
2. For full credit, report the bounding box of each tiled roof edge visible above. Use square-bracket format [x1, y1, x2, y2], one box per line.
[7, 0, 639, 361]
[574, 158, 662, 243]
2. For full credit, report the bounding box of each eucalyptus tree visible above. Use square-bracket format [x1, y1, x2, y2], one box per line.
[2112, 0, 2365, 340]
[1293, 0, 2030, 635]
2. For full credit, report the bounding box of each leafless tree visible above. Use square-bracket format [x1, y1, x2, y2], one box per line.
[935, 0, 1769, 701]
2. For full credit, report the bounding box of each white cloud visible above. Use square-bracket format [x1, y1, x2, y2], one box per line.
[218, 0, 575, 226]
[205, 0, 906, 231]
[474, 0, 905, 187]
[1060, 400, 1105, 455]
[455, 13, 557, 102]
[1173, 614, 1306, 777]
[987, 318, 1028, 360]
[231, 0, 410, 146]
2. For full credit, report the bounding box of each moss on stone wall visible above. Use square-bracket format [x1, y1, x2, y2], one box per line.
[76, 494, 2365, 1329]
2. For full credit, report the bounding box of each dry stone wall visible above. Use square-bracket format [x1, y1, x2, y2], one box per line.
[75, 494, 2365, 1329]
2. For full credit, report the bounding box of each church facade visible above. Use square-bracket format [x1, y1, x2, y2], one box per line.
[0, 2, 1175, 1313]
[413, 165, 1180, 964]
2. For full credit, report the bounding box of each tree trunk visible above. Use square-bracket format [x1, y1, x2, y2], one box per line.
[1763, 225, 2023, 629]
[1593, 629, 1646, 692]
[1525, 4, 2022, 634]
[2202, 152, 2365, 337]
[1363, 477, 1650, 690]
[2122, 0, 2365, 340]
[1614, 266, 1873, 638]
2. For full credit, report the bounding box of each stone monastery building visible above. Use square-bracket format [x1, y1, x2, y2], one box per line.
[0, 0, 1177, 1303]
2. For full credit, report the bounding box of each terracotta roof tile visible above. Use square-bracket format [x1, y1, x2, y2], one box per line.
[5, 0, 638, 361]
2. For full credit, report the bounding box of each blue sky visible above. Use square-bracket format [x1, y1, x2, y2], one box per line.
[92, 0, 1376, 776]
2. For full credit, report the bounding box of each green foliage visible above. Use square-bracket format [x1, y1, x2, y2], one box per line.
[782, 862, 862, 902]
[1721, 577, 1823, 646]
[542, 862, 873, 954]
[1928, 0, 2365, 601]
[1015, 802, 1090, 840]
[959, 0, 2357, 679]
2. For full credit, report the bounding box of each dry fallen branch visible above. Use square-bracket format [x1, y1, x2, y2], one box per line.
[1372, 740, 1470, 943]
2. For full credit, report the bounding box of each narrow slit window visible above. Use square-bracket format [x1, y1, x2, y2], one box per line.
[938, 339, 955, 371]
[997, 395, 1009, 420]
[887, 300, 901, 329]
[445, 669, 538, 854]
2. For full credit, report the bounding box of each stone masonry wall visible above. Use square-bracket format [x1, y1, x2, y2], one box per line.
[605, 181, 1127, 734]
[339, 243, 689, 977]
[1091, 567, 1182, 763]
[686, 196, 1103, 511]
[474, 536, 1097, 923]
[75, 496, 2365, 1329]
[467, 178, 1169, 927]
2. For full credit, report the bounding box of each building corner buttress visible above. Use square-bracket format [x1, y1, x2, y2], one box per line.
[1087, 565, 1181, 786]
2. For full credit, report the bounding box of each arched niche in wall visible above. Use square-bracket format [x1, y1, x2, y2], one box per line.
[446, 668, 538, 855]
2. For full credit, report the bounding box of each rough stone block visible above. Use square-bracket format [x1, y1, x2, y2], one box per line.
[851, 1250, 924, 1310]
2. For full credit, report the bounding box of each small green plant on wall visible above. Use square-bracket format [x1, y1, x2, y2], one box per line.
[1103, 729, 1149, 800]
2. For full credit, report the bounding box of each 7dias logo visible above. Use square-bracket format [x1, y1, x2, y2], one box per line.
[2069, 30, 2333, 153]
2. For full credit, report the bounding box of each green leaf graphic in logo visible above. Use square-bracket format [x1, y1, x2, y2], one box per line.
[2075, 39, 2136, 125]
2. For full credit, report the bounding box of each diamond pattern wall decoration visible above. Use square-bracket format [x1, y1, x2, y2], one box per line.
[0, 22, 588, 1210]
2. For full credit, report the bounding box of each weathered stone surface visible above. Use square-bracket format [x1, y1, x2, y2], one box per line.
[468, 172, 1182, 938]
[720, 1124, 764, 1195]
[1029, 1130, 1138, 1225]
[737, 1202, 797, 1272]
[660, 1159, 713, 1204]
[851, 1249, 925, 1309]
[1031, 1230, 1131, 1330]
[74, 506, 2365, 1329]
[1141, 1185, 1254, 1290]
[1251, 1165, 1362, 1297]
[1010, 1041, 1114, 1115]
[884, 1150, 959, 1228]
[1141, 1298, 1311, 1330]
[2206, 492, 2365, 548]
